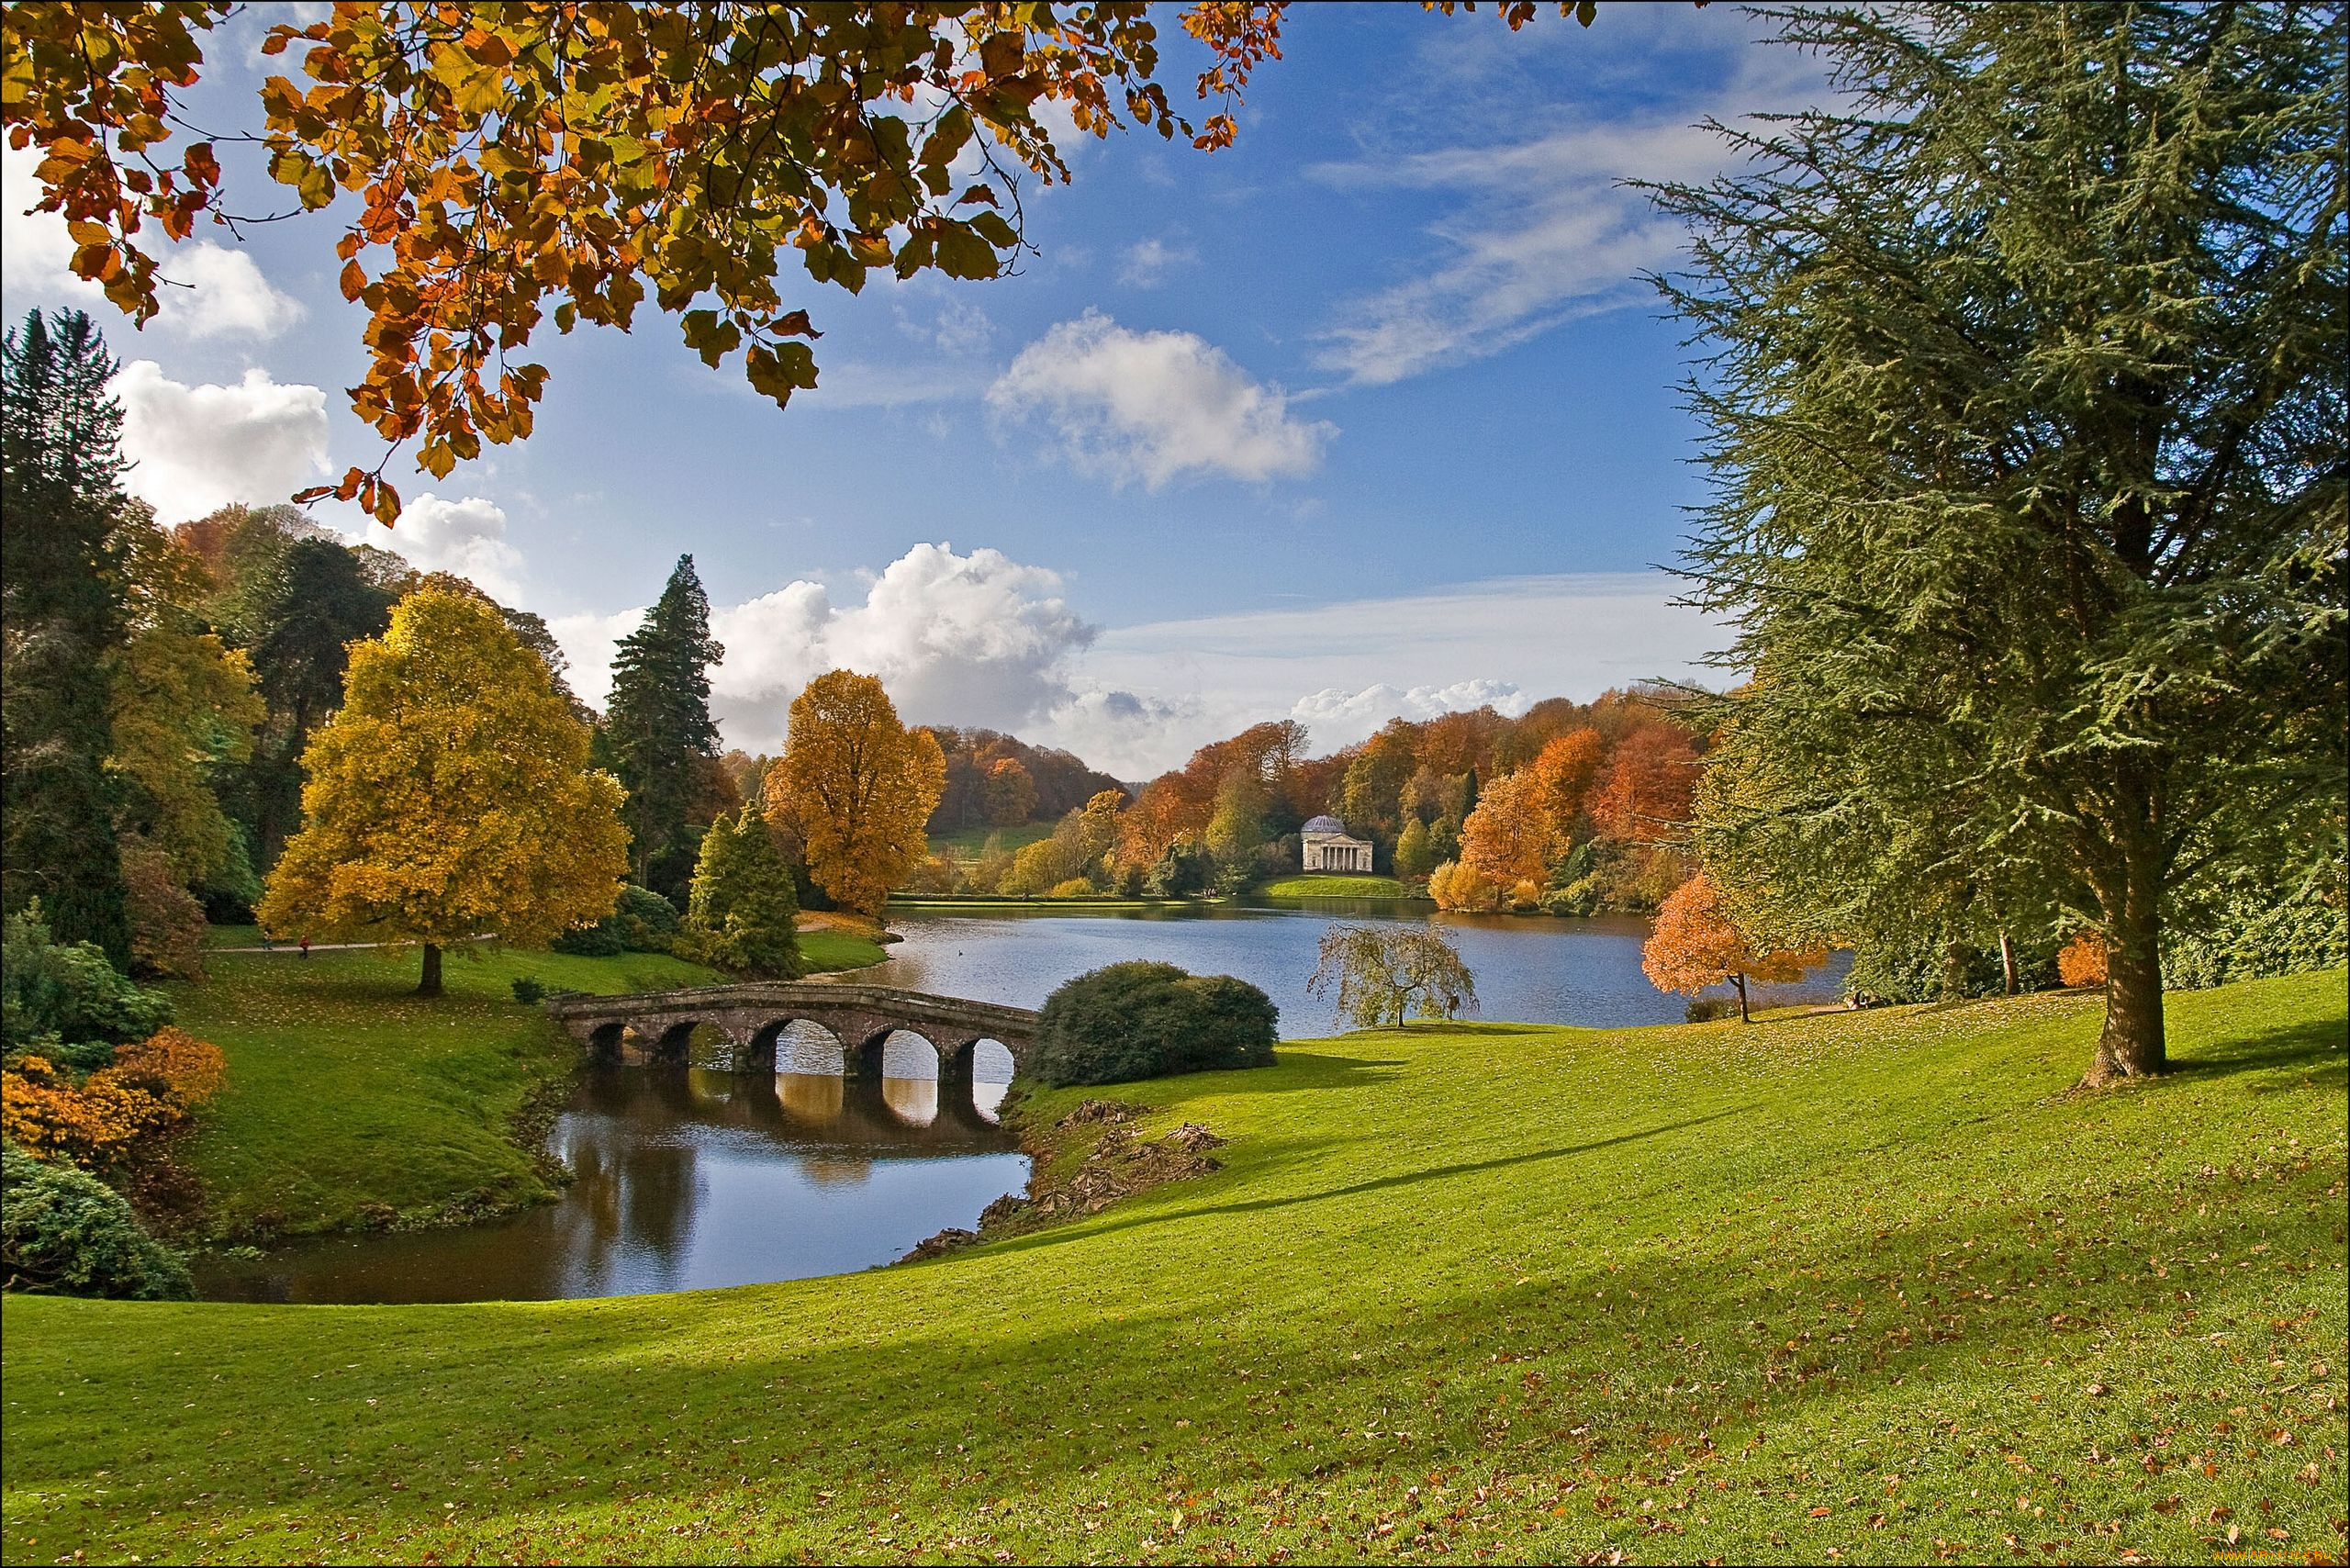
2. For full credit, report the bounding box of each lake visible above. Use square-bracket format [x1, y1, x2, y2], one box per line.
[874, 897, 1850, 1036]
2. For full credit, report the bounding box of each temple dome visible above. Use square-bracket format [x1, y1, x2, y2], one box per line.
[1301, 815, 1349, 835]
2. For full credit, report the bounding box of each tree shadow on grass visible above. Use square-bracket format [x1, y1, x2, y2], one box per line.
[990, 1106, 1754, 1256]
[2167, 1014, 2347, 1092]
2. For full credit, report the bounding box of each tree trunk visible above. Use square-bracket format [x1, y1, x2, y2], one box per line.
[1998, 931, 2020, 996]
[1733, 973, 1751, 1024]
[418, 941, 443, 997]
[2087, 852, 2167, 1084]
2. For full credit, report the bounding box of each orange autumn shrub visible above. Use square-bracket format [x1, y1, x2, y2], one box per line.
[1, 1028, 227, 1168]
[2057, 932, 2109, 988]
[105, 1027, 228, 1111]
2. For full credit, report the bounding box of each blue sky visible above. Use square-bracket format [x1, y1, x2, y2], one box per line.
[1, 4, 1830, 777]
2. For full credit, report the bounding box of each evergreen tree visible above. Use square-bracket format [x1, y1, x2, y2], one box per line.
[1, 310, 131, 964]
[605, 554, 723, 900]
[1660, 4, 2346, 1082]
[681, 805, 800, 979]
[230, 533, 397, 871]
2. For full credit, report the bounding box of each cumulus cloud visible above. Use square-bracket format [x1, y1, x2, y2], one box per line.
[1287, 680, 1532, 751]
[552, 543, 1140, 753]
[988, 310, 1334, 489]
[359, 494, 527, 601]
[116, 361, 331, 523]
[3, 144, 304, 341]
[1117, 238, 1197, 288]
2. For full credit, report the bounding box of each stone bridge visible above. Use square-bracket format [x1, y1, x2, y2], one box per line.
[543, 981, 1040, 1084]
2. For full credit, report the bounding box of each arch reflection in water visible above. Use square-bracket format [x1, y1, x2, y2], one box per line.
[193, 1061, 1028, 1305]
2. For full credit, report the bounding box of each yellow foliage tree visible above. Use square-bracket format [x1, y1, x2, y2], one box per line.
[765, 671, 945, 917]
[1458, 770, 1551, 890]
[257, 587, 628, 994]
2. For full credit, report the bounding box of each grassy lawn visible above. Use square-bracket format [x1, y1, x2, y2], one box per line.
[926, 821, 1058, 863]
[160, 929, 887, 1239]
[4, 970, 2343, 1562]
[1261, 873, 1416, 899]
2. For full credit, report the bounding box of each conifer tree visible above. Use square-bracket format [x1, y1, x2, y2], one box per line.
[1660, 4, 2346, 1081]
[682, 804, 801, 980]
[605, 554, 724, 901]
[1, 309, 132, 964]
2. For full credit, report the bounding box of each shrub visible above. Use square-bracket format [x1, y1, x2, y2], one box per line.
[1, 908, 172, 1056]
[2057, 933, 2108, 988]
[2165, 876, 2348, 990]
[553, 883, 681, 957]
[1, 1142, 192, 1300]
[510, 977, 547, 1005]
[1030, 961, 1278, 1087]
[1, 1029, 227, 1169]
[1048, 877, 1098, 899]
[120, 836, 207, 980]
[1684, 996, 1742, 1023]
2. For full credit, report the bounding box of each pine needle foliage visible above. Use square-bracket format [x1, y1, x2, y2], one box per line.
[1654, 2, 2347, 1082]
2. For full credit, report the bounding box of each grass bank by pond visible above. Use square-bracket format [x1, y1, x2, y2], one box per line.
[1260, 873, 1416, 899]
[5, 970, 2342, 1562]
[162, 929, 889, 1239]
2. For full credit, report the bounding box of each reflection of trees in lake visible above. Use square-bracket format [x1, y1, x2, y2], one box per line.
[881, 1075, 937, 1126]
[778, 1070, 845, 1123]
[800, 1154, 874, 1187]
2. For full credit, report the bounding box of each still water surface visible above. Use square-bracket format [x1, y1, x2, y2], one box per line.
[197, 899, 1845, 1304]
[877, 898, 1849, 1036]
[197, 1063, 1027, 1305]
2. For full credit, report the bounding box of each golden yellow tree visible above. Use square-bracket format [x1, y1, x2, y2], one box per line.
[765, 672, 946, 917]
[1458, 770, 1550, 890]
[257, 587, 627, 994]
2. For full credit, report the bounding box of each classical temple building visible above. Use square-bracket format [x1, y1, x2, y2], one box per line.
[1300, 814, 1375, 874]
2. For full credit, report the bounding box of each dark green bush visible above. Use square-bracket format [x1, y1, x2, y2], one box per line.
[2166, 876, 2348, 990]
[1684, 997, 1741, 1023]
[1, 908, 172, 1056]
[554, 884, 681, 957]
[1, 1144, 192, 1300]
[509, 977, 547, 1005]
[1030, 961, 1277, 1087]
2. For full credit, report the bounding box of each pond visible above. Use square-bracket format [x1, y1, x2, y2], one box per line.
[873, 898, 1850, 1036]
[196, 1058, 1027, 1305]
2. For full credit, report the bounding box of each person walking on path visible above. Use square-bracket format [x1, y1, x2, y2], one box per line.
[298, 935, 311, 959]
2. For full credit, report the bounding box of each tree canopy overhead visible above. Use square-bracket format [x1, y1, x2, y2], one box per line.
[0, 1, 1628, 521]
[1659, 3, 2346, 1081]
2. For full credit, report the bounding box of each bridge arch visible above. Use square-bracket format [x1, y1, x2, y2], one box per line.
[752, 1017, 847, 1075]
[855, 1026, 944, 1083]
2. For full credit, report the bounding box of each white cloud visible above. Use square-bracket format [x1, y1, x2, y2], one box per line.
[1287, 679, 1532, 752]
[359, 494, 527, 601]
[116, 361, 331, 523]
[1117, 238, 1197, 287]
[552, 543, 1128, 752]
[3, 144, 304, 341]
[988, 310, 1334, 489]
[1309, 28, 1830, 385]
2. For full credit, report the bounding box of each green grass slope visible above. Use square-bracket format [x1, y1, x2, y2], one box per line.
[5, 972, 2343, 1563]
[1262, 873, 1415, 899]
[165, 931, 886, 1239]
